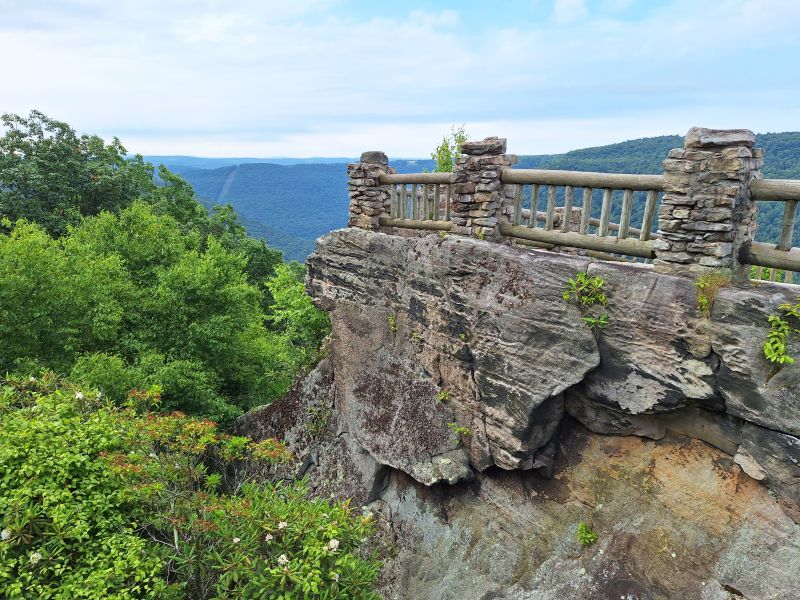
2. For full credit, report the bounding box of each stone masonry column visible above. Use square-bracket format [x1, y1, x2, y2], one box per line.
[653, 127, 763, 282]
[347, 151, 392, 230]
[450, 137, 517, 238]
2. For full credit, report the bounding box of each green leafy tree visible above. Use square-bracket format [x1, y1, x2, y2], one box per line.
[0, 204, 325, 423]
[0, 111, 154, 236]
[431, 125, 468, 173]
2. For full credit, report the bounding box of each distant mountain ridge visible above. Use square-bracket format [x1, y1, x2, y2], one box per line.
[152, 132, 800, 261]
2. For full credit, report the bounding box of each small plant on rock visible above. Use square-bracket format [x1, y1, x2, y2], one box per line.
[387, 314, 397, 334]
[576, 522, 598, 545]
[447, 422, 472, 446]
[563, 271, 609, 332]
[695, 269, 731, 318]
[581, 314, 609, 330]
[562, 272, 607, 308]
[763, 293, 800, 365]
[437, 390, 450, 402]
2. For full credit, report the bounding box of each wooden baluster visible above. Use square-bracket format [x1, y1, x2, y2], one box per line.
[426, 184, 433, 219]
[598, 188, 613, 237]
[561, 186, 574, 233]
[778, 199, 798, 284]
[513, 184, 523, 226]
[445, 185, 451, 221]
[580, 188, 592, 234]
[401, 185, 408, 219]
[529, 184, 540, 228]
[434, 184, 441, 221]
[545, 186, 556, 231]
[618, 189, 633, 239]
[411, 183, 418, 219]
[640, 190, 658, 241]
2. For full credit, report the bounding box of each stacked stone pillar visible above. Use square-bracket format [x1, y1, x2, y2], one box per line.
[347, 151, 392, 230]
[654, 127, 763, 282]
[450, 137, 517, 238]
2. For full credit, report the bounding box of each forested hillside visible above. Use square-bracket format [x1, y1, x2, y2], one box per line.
[165, 133, 800, 260]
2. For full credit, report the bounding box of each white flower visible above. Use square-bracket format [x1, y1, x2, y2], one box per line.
[29, 377, 36, 382]
[327, 538, 340, 552]
[264, 533, 274, 542]
[232, 537, 240, 544]
[75, 392, 84, 400]
[332, 572, 340, 583]
[277, 521, 287, 530]
[149, 452, 157, 459]
[1, 529, 11, 541]
[277, 554, 289, 566]
[29, 551, 42, 565]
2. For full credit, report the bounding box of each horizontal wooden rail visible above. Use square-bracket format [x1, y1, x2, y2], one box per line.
[498, 223, 655, 258]
[750, 179, 800, 201]
[379, 217, 452, 231]
[379, 172, 453, 185]
[501, 169, 664, 191]
[740, 242, 800, 273]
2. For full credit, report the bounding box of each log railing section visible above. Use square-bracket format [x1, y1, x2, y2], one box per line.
[378, 172, 453, 230]
[499, 169, 663, 259]
[744, 179, 800, 283]
[350, 134, 800, 283]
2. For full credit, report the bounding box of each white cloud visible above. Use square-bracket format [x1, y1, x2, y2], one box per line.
[1, 0, 799, 156]
[553, 0, 588, 24]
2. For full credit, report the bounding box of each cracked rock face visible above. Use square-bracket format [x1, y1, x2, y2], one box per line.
[306, 229, 600, 480]
[303, 228, 800, 505]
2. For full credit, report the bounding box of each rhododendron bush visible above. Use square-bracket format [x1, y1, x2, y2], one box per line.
[0, 374, 380, 599]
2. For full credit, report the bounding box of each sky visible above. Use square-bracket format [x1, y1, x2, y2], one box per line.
[1, 0, 799, 157]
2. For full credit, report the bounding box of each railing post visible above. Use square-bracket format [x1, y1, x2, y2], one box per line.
[653, 127, 764, 282]
[450, 137, 517, 238]
[348, 151, 391, 230]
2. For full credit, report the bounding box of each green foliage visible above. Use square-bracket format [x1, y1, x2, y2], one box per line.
[576, 522, 598, 546]
[475, 229, 486, 241]
[447, 422, 472, 446]
[695, 270, 731, 318]
[387, 315, 398, 334]
[0, 374, 176, 599]
[0, 204, 325, 423]
[266, 262, 331, 359]
[0, 376, 381, 599]
[437, 390, 450, 402]
[0, 111, 155, 237]
[564, 272, 610, 333]
[430, 125, 468, 173]
[581, 314, 609, 330]
[763, 295, 800, 365]
[562, 272, 608, 308]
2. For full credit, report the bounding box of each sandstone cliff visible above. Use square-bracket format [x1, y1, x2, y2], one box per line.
[240, 228, 800, 599]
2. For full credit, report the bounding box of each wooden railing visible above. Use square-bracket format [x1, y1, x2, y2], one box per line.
[378, 172, 453, 230]
[745, 179, 800, 282]
[498, 170, 662, 259]
[373, 168, 800, 281]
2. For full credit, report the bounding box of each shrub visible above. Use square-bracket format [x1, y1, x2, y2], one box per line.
[0, 375, 381, 599]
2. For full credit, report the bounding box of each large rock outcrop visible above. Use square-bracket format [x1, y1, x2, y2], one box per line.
[240, 227, 800, 599]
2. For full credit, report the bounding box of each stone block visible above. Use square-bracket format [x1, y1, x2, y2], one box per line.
[684, 127, 755, 149]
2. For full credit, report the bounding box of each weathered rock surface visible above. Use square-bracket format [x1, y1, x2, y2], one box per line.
[300, 227, 800, 509]
[307, 229, 600, 476]
[712, 284, 800, 435]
